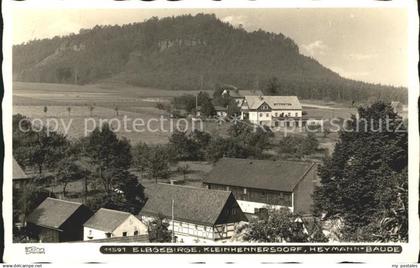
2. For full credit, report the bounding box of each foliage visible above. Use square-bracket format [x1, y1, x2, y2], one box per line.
[212, 85, 231, 107]
[278, 133, 319, 158]
[205, 136, 250, 162]
[172, 94, 196, 113]
[244, 208, 309, 242]
[13, 114, 69, 174]
[148, 215, 172, 243]
[13, 182, 54, 224]
[168, 130, 210, 161]
[227, 98, 241, 117]
[168, 130, 200, 161]
[133, 143, 170, 182]
[56, 157, 91, 197]
[199, 92, 216, 117]
[83, 123, 132, 194]
[228, 121, 273, 157]
[313, 101, 408, 241]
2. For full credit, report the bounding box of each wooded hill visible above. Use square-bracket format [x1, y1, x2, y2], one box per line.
[13, 14, 407, 103]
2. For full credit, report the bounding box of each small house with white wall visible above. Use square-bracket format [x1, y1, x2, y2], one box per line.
[83, 208, 148, 241]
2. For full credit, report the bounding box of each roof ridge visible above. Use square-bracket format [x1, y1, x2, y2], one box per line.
[98, 208, 131, 215]
[154, 183, 231, 194]
[46, 197, 83, 206]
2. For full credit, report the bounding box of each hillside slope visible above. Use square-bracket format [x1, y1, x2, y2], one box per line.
[13, 14, 407, 103]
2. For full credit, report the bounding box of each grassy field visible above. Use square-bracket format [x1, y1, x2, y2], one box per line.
[13, 81, 355, 147]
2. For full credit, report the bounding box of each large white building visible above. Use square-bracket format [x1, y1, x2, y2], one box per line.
[83, 208, 148, 241]
[240, 95, 303, 127]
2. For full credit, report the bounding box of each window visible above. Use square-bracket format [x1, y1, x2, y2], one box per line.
[288, 112, 291, 116]
[106, 233, 111, 238]
[295, 112, 298, 117]
[134, 231, 139, 236]
[259, 113, 263, 117]
[266, 113, 269, 117]
[87, 230, 93, 240]
[275, 112, 278, 117]
[243, 188, 247, 194]
[122, 232, 127, 237]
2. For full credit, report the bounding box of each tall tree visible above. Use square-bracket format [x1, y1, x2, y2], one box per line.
[313, 102, 407, 241]
[56, 157, 91, 197]
[84, 123, 132, 195]
[13, 114, 69, 174]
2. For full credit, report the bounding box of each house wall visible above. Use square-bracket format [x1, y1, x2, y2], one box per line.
[237, 200, 292, 214]
[60, 205, 94, 242]
[293, 164, 318, 214]
[113, 215, 148, 237]
[140, 216, 239, 243]
[207, 184, 292, 208]
[84, 227, 109, 240]
[247, 110, 302, 126]
[37, 226, 60, 243]
[84, 215, 148, 241]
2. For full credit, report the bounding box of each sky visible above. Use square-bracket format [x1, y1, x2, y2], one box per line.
[13, 8, 408, 87]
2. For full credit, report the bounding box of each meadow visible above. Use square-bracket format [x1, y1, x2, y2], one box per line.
[13, 81, 357, 147]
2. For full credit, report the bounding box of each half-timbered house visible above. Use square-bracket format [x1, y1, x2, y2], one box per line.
[139, 184, 248, 243]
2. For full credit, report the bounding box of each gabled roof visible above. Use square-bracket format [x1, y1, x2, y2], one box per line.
[243, 96, 302, 110]
[83, 208, 134, 232]
[203, 158, 316, 192]
[27, 198, 85, 229]
[140, 184, 232, 226]
[13, 157, 28, 180]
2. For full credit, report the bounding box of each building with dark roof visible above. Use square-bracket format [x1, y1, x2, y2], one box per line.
[139, 184, 247, 243]
[196, 105, 227, 118]
[27, 198, 93, 242]
[203, 158, 319, 215]
[13, 157, 30, 189]
[83, 208, 148, 241]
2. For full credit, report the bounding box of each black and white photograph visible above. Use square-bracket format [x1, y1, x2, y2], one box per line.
[2, 0, 419, 265]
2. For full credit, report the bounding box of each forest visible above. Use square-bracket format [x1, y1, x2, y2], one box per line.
[13, 13, 407, 103]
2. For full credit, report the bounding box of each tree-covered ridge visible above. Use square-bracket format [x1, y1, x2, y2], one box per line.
[13, 13, 407, 103]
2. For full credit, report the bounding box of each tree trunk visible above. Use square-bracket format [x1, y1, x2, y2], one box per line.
[63, 183, 68, 198]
